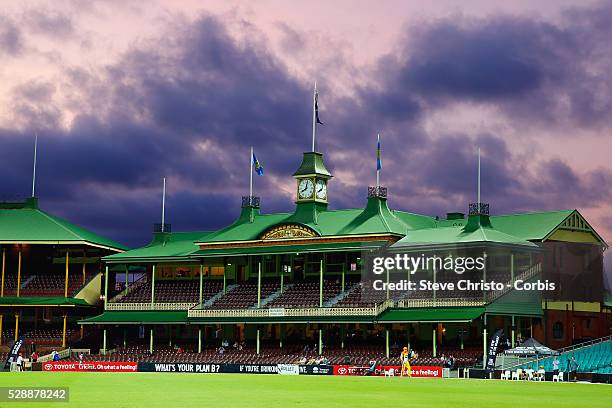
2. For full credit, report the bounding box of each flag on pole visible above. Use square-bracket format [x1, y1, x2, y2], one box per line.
[315, 91, 323, 125]
[376, 134, 382, 170]
[252, 152, 264, 176]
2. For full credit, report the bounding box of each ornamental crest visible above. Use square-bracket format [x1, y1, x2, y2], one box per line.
[260, 224, 317, 240]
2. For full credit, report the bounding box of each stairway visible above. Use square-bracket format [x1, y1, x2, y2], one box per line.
[324, 283, 358, 307]
[256, 284, 295, 308]
[201, 284, 237, 308]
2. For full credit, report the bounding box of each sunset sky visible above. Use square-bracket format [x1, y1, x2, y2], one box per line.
[1, 0, 612, 268]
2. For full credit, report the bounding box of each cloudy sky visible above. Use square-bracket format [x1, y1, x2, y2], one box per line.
[1, 0, 612, 253]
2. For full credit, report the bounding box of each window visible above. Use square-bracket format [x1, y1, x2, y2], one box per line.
[552, 321, 564, 339]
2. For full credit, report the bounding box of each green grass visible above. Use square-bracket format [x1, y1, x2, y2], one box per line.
[0, 373, 610, 408]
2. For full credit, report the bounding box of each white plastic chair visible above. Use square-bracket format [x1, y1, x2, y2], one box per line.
[501, 370, 510, 380]
[384, 368, 395, 377]
[558, 371, 564, 382]
[512, 369, 521, 380]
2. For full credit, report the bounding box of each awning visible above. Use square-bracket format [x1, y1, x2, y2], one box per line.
[0, 297, 92, 307]
[376, 307, 485, 322]
[79, 311, 188, 325]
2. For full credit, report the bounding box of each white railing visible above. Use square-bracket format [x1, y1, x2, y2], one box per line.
[485, 262, 542, 303]
[188, 300, 394, 319]
[106, 302, 197, 311]
[397, 298, 485, 308]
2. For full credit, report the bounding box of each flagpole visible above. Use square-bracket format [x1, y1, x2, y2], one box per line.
[477, 148, 481, 206]
[31, 133, 38, 197]
[161, 177, 166, 232]
[311, 81, 317, 152]
[376, 133, 380, 189]
[250, 146, 253, 198]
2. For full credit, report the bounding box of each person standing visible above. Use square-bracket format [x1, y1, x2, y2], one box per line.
[16, 353, 23, 372]
[569, 356, 579, 381]
[552, 356, 560, 377]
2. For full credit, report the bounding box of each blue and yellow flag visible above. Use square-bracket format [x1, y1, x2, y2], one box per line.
[252, 152, 264, 176]
[376, 134, 382, 171]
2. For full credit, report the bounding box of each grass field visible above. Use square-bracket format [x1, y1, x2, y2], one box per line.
[0, 373, 610, 408]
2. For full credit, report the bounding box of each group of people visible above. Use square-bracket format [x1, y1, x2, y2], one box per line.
[295, 355, 330, 365]
[217, 340, 247, 354]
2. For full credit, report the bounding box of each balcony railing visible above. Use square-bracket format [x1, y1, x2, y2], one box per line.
[106, 302, 197, 311]
[187, 299, 394, 319]
[396, 298, 486, 308]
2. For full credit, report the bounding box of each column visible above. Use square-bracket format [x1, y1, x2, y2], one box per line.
[14, 314, 19, 342]
[386, 263, 390, 301]
[256, 328, 260, 355]
[280, 270, 284, 294]
[16, 249, 22, 297]
[102, 329, 107, 354]
[319, 259, 323, 307]
[279, 323, 284, 348]
[82, 263, 86, 285]
[406, 324, 411, 348]
[482, 251, 487, 302]
[80, 324, 84, 340]
[482, 315, 488, 368]
[64, 250, 70, 298]
[149, 328, 154, 354]
[530, 317, 533, 338]
[432, 326, 437, 358]
[125, 265, 129, 291]
[318, 328, 323, 355]
[433, 264, 437, 305]
[198, 327, 202, 353]
[151, 264, 156, 307]
[341, 324, 345, 349]
[511, 315, 516, 348]
[199, 263, 204, 304]
[1, 248, 5, 297]
[104, 265, 109, 310]
[510, 253, 515, 283]
[460, 325, 464, 350]
[257, 262, 262, 307]
[62, 314, 67, 348]
[341, 262, 345, 292]
[0, 314, 3, 345]
[123, 328, 127, 347]
[223, 267, 226, 294]
[385, 327, 390, 358]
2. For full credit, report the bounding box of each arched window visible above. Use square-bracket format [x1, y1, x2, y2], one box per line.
[552, 321, 564, 339]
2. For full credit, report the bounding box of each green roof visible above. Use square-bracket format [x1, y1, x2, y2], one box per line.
[200, 198, 434, 245]
[0, 296, 92, 307]
[393, 214, 539, 249]
[0, 198, 127, 251]
[377, 307, 485, 322]
[79, 311, 188, 324]
[489, 210, 575, 241]
[293, 152, 332, 177]
[104, 231, 212, 262]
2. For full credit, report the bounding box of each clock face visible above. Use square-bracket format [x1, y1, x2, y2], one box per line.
[298, 179, 314, 199]
[316, 180, 327, 199]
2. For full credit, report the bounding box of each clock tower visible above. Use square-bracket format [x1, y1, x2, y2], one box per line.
[293, 152, 332, 205]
